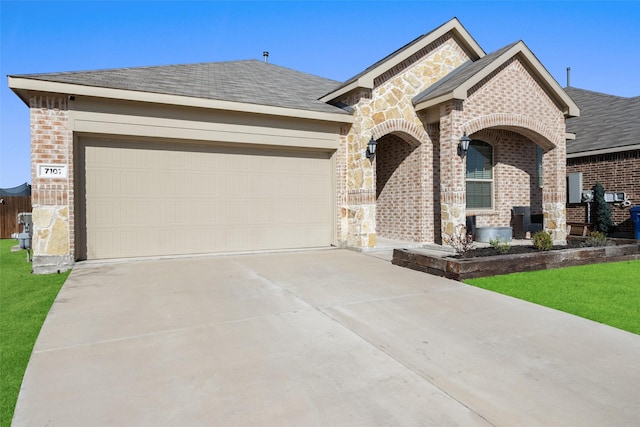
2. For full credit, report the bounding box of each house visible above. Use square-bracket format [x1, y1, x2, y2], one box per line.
[0, 182, 32, 239]
[565, 87, 640, 238]
[8, 18, 579, 273]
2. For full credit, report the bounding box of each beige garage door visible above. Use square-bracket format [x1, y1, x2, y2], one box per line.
[81, 139, 333, 259]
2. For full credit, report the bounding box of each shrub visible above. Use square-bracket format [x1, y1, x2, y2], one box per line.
[444, 225, 474, 257]
[489, 237, 511, 254]
[592, 182, 615, 234]
[532, 230, 553, 251]
[582, 231, 608, 247]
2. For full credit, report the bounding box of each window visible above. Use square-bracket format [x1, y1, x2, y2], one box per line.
[466, 140, 493, 209]
[537, 146, 543, 188]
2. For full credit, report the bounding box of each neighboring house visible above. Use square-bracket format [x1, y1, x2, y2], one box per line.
[8, 18, 579, 273]
[565, 87, 640, 238]
[0, 182, 32, 238]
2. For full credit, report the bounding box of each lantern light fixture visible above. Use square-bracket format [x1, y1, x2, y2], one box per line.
[458, 133, 471, 156]
[366, 136, 377, 160]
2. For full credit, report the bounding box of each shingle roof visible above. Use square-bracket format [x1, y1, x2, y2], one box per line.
[12, 60, 348, 115]
[319, 18, 485, 103]
[565, 87, 640, 155]
[412, 42, 519, 105]
[332, 33, 433, 94]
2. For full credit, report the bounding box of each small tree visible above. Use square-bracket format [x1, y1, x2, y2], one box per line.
[592, 182, 615, 234]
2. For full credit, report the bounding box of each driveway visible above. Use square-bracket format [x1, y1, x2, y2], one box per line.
[12, 249, 640, 426]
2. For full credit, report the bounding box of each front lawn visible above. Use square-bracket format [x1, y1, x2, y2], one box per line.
[0, 239, 70, 427]
[465, 260, 640, 335]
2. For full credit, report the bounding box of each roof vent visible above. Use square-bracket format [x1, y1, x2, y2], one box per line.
[263, 51, 269, 63]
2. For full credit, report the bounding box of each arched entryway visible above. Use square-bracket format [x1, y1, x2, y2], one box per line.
[464, 127, 552, 230]
[375, 133, 425, 242]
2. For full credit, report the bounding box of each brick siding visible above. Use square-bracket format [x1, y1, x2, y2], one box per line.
[470, 129, 543, 227]
[567, 150, 640, 237]
[29, 95, 75, 266]
[375, 134, 422, 241]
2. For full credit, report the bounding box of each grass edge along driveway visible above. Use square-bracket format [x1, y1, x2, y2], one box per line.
[1, 239, 70, 427]
[465, 259, 640, 335]
[1, 240, 638, 426]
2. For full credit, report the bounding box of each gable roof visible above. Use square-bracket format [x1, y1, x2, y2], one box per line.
[565, 87, 640, 157]
[9, 60, 351, 121]
[319, 17, 485, 103]
[413, 40, 580, 118]
[412, 42, 517, 105]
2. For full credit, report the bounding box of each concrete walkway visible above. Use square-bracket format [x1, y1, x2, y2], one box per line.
[12, 249, 640, 426]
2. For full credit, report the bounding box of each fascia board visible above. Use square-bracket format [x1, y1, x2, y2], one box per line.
[447, 21, 485, 60]
[515, 46, 580, 117]
[454, 42, 525, 98]
[319, 18, 485, 103]
[567, 144, 640, 158]
[365, 19, 483, 82]
[414, 44, 525, 113]
[318, 81, 362, 103]
[414, 41, 581, 118]
[9, 77, 354, 124]
[413, 92, 456, 112]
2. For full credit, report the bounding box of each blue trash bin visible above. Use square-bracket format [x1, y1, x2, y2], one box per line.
[631, 206, 640, 240]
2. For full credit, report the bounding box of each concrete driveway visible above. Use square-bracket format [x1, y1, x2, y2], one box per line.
[12, 249, 640, 426]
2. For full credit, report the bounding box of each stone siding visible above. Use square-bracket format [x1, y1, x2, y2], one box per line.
[22, 27, 574, 260]
[29, 96, 74, 273]
[336, 38, 569, 247]
[567, 150, 640, 237]
[339, 35, 469, 247]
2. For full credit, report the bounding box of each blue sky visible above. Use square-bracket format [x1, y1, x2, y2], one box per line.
[1, 0, 639, 187]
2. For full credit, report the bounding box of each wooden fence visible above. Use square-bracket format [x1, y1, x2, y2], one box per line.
[0, 196, 32, 239]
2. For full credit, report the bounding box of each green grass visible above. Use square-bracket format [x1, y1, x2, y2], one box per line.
[0, 240, 70, 427]
[465, 260, 640, 335]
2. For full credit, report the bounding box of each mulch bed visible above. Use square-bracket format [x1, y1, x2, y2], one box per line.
[455, 241, 584, 259]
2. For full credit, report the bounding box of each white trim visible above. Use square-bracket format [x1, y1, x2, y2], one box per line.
[414, 41, 580, 118]
[567, 145, 640, 158]
[465, 140, 495, 210]
[9, 76, 354, 124]
[319, 18, 485, 103]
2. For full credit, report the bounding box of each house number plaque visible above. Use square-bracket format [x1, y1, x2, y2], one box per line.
[37, 164, 68, 178]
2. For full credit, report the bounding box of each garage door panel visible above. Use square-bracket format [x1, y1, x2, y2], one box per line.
[83, 140, 332, 259]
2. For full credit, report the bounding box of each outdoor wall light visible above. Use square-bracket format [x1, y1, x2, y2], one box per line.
[458, 133, 471, 156]
[366, 136, 377, 160]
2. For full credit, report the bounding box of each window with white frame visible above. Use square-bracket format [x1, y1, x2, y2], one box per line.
[465, 140, 493, 209]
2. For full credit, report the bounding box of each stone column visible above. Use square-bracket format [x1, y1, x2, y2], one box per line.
[30, 96, 74, 274]
[542, 138, 567, 243]
[438, 102, 467, 243]
[346, 133, 377, 248]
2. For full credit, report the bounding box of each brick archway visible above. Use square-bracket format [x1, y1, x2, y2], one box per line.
[371, 119, 428, 147]
[372, 121, 434, 243]
[462, 113, 559, 149]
